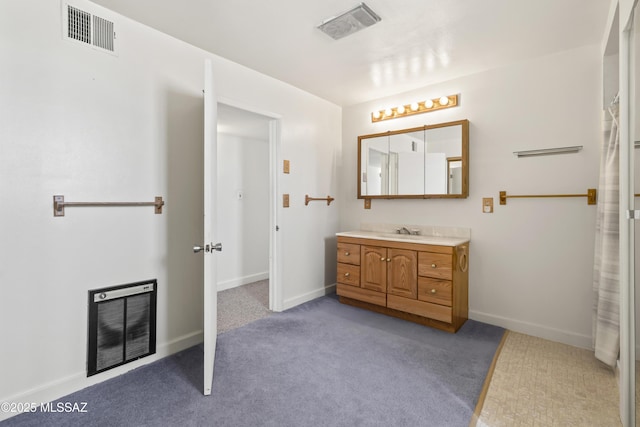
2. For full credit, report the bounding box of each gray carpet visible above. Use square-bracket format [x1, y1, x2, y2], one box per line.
[3, 294, 504, 427]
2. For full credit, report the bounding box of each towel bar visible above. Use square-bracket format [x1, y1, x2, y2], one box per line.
[53, 195, 165, 216]
[305, 195, 335, 206]
[499, 189, 596, 205]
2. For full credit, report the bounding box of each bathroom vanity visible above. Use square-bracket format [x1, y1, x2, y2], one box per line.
[336, 228, 469, 333]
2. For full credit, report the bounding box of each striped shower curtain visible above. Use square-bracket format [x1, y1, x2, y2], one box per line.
[592, 103, 620, 368]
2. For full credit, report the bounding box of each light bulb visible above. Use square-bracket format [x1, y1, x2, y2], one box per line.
[439, 96, 449, 106]
[410, 102, 419, 111]
[424, 99, 434, 108]
[384, 108, 393, 116]
[397, 105, 405, 114]
[372, 110, 381, 119]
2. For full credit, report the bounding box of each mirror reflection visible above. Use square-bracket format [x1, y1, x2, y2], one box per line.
[358, 119, 469, 199]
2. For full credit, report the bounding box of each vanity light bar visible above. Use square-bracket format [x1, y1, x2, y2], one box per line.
[371, 94, 459, 123]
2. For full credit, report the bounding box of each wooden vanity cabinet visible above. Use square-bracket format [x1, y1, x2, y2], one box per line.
[336, 235, 468, 333]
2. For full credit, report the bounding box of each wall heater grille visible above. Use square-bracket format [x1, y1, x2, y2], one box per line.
[87, 279, 157, 376]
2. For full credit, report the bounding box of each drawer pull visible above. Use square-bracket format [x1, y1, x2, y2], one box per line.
[431, 263, 437, 268]
[387, 258, 391, 262]
[344, 272, 350, 277]
[430, 289, 437, 294]
[345, 252, 350, 256]
[381, 257, 385, 261]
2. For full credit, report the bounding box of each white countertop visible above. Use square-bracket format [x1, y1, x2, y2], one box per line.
[336, 230, 469, 247]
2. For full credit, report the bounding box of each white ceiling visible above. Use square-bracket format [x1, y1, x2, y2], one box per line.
[91, 0, 609, 108]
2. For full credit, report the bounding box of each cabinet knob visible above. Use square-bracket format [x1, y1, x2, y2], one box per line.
[381, 257, 386, 261]
[431, 263, 437, 268]
[430, 289, 437, 294]
[386, 258, 391, 262]
[345, 252, 350, 256]
[344, 272, 350, 277]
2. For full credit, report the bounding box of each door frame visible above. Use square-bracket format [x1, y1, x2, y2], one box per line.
[217, 96, 283, 312]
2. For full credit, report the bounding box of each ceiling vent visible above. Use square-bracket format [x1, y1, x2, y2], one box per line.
[317, 3, 381, 40]
[62, 1, 117, 55]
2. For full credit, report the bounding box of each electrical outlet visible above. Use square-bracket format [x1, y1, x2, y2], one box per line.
[283, 160, 290, 174]
[482, 197, 493, 213]
[283, 194, 290, 208]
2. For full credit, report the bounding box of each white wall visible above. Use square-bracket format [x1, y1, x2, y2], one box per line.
[0, 0, 340, 416]
[340, 44, 602, 349]
[217, 133, 269, 290]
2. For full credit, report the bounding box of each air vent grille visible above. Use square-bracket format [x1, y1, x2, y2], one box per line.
[63, 2, 117, 54]
[67, 5, 91, 44]
[92, 15, 114, 51]
[317, 3, 381, 40]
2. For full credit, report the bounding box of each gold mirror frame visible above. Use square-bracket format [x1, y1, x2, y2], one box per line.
[357, 119, 469, 200]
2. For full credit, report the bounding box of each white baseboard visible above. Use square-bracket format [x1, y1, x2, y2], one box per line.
[0, 331, 203, 422]
[469, 309, 592, 350]
[282, 284, 336, 311]
[217, 271, 269, 292]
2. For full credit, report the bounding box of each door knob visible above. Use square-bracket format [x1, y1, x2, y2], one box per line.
[194, 243, 222, 253]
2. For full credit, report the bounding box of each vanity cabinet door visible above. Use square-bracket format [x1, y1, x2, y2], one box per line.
[361, 246, 387, 292]
[387, 249, 417, 298]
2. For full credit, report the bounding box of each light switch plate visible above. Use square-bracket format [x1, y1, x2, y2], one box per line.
[283, 194, 290, 208]
[283, 160, 290, 174]
[53, 195, 65, 216]
[482, 197, 493, 213]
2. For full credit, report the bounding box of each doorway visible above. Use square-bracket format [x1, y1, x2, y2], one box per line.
[216, 102, 281, 314]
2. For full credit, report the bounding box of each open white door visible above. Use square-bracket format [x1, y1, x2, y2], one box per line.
[619, 4, 638, 424]
[194, 59, 221, 395]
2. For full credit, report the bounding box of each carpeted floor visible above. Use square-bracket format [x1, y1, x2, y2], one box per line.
[3, 294, 504, 427]
[217, 279, 271, 334]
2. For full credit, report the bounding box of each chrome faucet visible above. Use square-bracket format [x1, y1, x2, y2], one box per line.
[397, 227, 411, 235]
[396, 226, 420, 235]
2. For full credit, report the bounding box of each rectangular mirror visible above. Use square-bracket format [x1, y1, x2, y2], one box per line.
[358, 119, 469, 199]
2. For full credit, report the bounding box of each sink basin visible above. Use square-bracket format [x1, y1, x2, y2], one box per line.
[373, 232, 423, 240]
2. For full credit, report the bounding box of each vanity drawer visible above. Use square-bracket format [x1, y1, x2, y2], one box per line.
[418, 277, 452, 307]
[337, 242, 361, 265]
[418, 252, 452, 280]
[337, 284, 386, 307]
[387, 295, 452, 324]
[337, 263, 360, 287]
